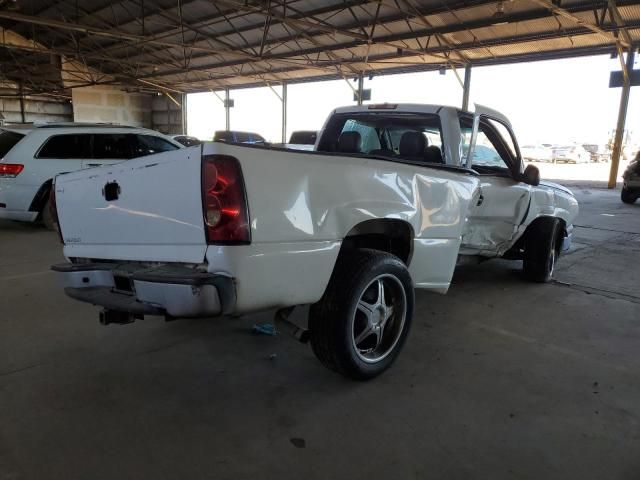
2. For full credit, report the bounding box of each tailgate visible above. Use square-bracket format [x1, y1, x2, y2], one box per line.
[55, 147, 207, 263]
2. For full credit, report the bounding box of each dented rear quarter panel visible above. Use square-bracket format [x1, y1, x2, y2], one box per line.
[202, 142, 481, 311]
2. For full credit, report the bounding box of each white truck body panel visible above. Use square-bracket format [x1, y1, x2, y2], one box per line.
[57, 147, 207, 264]
[52, 104, 578, 318]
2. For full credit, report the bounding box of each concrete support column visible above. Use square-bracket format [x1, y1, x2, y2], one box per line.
[609, 49, 635, 189]
[462, 64, 472, 111]
[356, 73, 364, 106]
[225, 87, 230, 131]
[282, 83, 287, 143]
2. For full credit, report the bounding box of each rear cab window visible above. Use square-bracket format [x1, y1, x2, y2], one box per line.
[317, 112, 445, 165]
[0, 130, 26, 157]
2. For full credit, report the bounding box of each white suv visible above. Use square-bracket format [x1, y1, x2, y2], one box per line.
[0, 124, 182, 227]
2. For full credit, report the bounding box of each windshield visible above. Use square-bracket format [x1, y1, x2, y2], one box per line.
[0, 130, 25, 157]
[317, 113, 445, 164]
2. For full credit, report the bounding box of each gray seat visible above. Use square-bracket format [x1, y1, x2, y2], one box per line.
[424, 145, 444, 164]
[337, 131, 362, 153]
[399, 131, 426, 160]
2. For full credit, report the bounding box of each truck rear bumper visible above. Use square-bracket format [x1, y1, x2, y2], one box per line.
[51, 262, 235, 318]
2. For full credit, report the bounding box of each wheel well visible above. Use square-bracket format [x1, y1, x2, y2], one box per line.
[29, 179, 53, 217]
[503, 216, 567, 260]
[340, 219, 414, 265]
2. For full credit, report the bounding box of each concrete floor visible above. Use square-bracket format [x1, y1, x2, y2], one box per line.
[1, 185, 639, 480]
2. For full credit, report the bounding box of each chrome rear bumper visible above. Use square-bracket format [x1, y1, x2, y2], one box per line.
[51, 262, 235, 318]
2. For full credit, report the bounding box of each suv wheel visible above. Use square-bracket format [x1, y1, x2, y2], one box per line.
[309, 249, 414, 380]
[41, 190, 57, 231]
[523, 217, 562, 283]
[621, 186, 638, 204]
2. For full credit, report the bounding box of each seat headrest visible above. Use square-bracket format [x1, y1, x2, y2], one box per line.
[424, 145, 444, 164]
[399, 131, 426, 158]
[337, 131, 362, 153]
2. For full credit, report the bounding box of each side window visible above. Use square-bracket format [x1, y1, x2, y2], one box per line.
[486, 118, 518, 162]
[471, 127, 509, 168]
[38, 134, 91, 159]
[0, 130, 25, 157]
[460, 120, 510, 170]
[92, 134, 135, 159]
[133, 135, 179, 157]
[341, 119, 380, 153]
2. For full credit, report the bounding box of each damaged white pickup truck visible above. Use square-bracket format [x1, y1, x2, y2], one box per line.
[51, 104, 578, 380]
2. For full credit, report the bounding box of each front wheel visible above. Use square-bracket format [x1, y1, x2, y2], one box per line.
[309, 249, 414, 380]
[621, 186, 638, 204]
[523, 218, 562, 283]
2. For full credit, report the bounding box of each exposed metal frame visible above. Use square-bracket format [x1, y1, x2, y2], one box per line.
[1, 0, 639, 96]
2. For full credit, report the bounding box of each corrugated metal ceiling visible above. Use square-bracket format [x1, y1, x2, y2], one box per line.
[0, 0, 638, 95]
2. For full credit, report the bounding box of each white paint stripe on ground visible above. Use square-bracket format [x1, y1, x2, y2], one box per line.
[0, 270, 53, 281]
[471, 321, 633, 375]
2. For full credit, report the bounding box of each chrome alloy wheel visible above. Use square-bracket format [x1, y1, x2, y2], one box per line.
[351, 274, 407, 363]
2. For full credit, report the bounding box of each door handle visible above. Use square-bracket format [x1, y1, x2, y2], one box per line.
[86, 163, 101, 167]
[476, 194, 484, 206]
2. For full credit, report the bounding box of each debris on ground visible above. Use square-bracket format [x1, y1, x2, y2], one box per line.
[251, 323, 278, 336]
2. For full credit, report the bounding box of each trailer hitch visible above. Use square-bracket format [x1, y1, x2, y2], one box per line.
[99, 309, 142, 325]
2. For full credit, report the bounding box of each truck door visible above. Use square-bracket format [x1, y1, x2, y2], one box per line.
[460, 108, 532, 256]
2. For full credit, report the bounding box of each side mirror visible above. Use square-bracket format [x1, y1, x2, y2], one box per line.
[521, 164, 540, 186]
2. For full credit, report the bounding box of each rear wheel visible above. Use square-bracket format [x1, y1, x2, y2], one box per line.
[621, 186, 638, 204]
[309, 249, 414, 380]
[41, 192, 56, 230]
[523, 218, 562, 283]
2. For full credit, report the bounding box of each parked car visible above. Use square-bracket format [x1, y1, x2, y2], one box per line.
[582, 144, 610, 163]
[0, 123, 182, 228]
[552, 144, 591, 164]
[521, 144, 553, 163]
[288, 130, 318, 145]
[213, 130, 267, 145]
[170, 134, 202, 147]
[621, 151, 640, 204]
[51, 104, 578, 380]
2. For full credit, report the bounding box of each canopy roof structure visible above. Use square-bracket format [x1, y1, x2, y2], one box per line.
[0, 0, 639, 95]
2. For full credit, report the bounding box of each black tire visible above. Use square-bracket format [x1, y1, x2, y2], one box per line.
[523, 217, 562, 283]
[41, 192, 56, 231]
[309, 249, 414, 380]
[621, 186, 638, 204]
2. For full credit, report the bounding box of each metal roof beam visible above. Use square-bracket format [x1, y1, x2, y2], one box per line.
[529, 0, 630, 48]
[132, 5, 638, 84]
[143, 19, 640, 88]
[101, 0, 635, 79]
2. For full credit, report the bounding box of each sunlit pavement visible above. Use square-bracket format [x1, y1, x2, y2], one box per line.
[532, 159, 631, 187]
[1, 183, 639, 480]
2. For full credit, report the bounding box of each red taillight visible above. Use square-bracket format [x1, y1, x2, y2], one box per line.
[49, 183, 64, 243]
[201, 155, 250, 244]
[0, 163, 24, 177]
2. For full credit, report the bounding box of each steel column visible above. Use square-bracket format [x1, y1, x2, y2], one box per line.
[281, 82, 287, 143]
[225, 87, 230, 130]
[608, 49, 635, 189]
[462, 64, 472, 111]
[181, 93, 187, 135]
[19, 83, 25, 123]
[356, 73, 364, 105]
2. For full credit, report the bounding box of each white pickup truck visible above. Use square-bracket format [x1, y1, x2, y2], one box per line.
[51, 104, 578, 380]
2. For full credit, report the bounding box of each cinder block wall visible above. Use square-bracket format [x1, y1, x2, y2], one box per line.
[71, 86, 152, 127]
[151, 94, 185, 134]
[0, 95, 72, 124]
